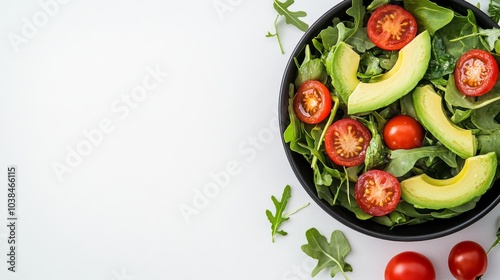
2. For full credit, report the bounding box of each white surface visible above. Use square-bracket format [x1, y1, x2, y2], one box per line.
[0, 0, 499, 279]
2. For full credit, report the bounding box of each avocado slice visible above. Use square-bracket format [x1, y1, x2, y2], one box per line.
[329, 42, 360, 104]
[344, 30, 431, 114]
[413, 85, 477, 159]
[401, 152, 497, 209]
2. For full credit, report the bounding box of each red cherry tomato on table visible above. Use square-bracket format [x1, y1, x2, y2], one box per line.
[385, 251, 436, 280]
[367, 5, 418, 50]
[354, 170, 401, 216]
[324, 118, 371, 167]
[383, 115, 424, 150]
[448, 241, 488, 280]
[293, 80, 332, 124]
[454, 49, 499, 97]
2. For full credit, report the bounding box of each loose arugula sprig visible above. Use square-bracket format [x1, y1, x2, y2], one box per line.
[267, 0, 309, 54]
[487, 225, 500, 254]
[266, 185, 310, 242]
[301, 228, 352, 279]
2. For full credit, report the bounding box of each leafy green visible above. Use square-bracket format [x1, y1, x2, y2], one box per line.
[487, 225, 500, 253]
[294, 45, 328, 88]
[385, 146, 457, 177]
[436, 9, 482, 58]
[301, 228, 352, 279]
[266, 185, 310, 242]
[403, 0, 454, 35]
[424, 33, 456, 80]
[367, 0, 390, 11]
[267, 0, 308, 54]
[445, 75, 500, 109]
[489, 0, 500, 23]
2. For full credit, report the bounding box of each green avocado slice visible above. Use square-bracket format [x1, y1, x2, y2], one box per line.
[346, 30, 431, 114]
[401, 152, 497, 210]
[413, 85, 477, 159]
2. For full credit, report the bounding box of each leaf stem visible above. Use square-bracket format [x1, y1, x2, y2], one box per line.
[274, 15, 285, 54]
[311, 96, 340, 169]
[284, 202, 310, 218]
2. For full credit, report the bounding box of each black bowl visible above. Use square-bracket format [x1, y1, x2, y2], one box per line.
[279, 0, 500, 241]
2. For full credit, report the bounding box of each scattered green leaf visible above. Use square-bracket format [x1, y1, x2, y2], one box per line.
[266, 185, 310, 242]
[267, 0, 309, 54]
[301, 228, 352, 279]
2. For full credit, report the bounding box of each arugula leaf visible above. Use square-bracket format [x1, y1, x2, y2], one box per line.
[487, 225, 500, 253]
[489, 0, 500, 23]
[267, 0, 308, 54]
[424, 33, 457, 80]
[385, 146, 457, 177]
[301, 228, 352, 279]
[266, 185, 309, 242]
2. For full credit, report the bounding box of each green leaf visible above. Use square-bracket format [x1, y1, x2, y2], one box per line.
[266, 185, 292, 242]
[273, 0, 309, 32]
[487, 225, 500, 253]
[445, 75, 500, 109]
[266, 185, 310, 242]
[385, 146, 457, 177]
[301, 228, 352, 279]
[403, 0, 454, 35]
[489, 0, 500, 23]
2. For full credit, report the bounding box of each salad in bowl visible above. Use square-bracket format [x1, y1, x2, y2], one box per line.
[280, 0, 500, 241]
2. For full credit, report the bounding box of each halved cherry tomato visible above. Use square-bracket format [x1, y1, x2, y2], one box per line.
[448, 241, 487, 280]
[354, 170, 401, 216]
[293, 80, 332, 124]
[367, 5, 417, 51]
[383, 115, 424, 150]
[454, 49, 499, 97]
[385, 251, 436, 280]
[324, 118, 371, 167]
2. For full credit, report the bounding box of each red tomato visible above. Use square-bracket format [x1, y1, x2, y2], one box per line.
[454, 49, 499, 97]
[324, 118, 371, 167]
[293, 80, 332, 124]
[385, 251, 436, 280]
[354, 170, 401, 216]
[383, 115, 424, 150]
[448, 241, 488, 280]
[367, 5, 418, 50]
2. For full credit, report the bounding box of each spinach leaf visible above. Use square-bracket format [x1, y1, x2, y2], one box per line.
[385, 145, 457, 177]
[302, 228, 352, 279]
[403, 0, 454, 35]
[424, 33, 457, 80]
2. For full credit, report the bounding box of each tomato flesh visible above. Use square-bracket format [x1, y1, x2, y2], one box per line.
[385, 251, 436, 280]
[454, 49, 499, 96]
[383, 115, 424, 150]
[293, 80, 332, 124]
[448, 241, 487, 280]
[367, 5, 417, 50]
[324, 118, 371, 167]
[354, 170, 401, 216]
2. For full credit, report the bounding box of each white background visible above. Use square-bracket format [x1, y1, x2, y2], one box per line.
[0, 0, 499, 279]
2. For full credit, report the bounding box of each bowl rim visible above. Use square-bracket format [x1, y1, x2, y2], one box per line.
[279, 0, 500, 241]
